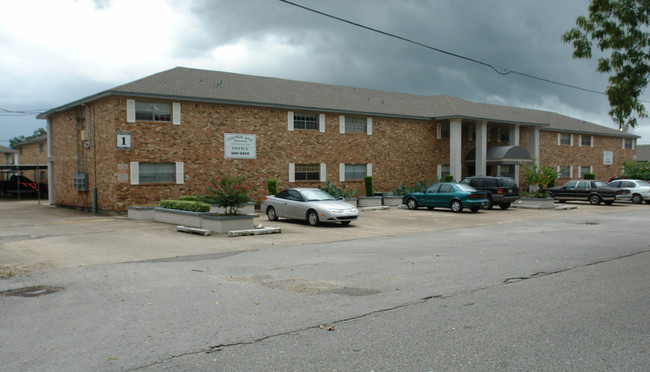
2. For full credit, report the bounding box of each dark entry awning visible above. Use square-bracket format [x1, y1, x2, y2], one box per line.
[465, 146, 532, 165]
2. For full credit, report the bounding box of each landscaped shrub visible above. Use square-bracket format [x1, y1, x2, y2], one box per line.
[363, 176, 374, 196]
[318, 180, 359, 199]
[583, 172, 596, 180]
[179, 195, 212, 204]
[160, 199, 211, 212]
[443, 174, 454, 182]
[267, 179, 278, 195]
[206, 174, 254, 215]
[393, 180, 435, 196]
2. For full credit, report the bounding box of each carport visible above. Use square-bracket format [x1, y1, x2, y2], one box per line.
[0, 164, 48, 202]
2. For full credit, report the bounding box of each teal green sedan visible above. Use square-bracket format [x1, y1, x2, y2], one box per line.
[402, 183, 489, 213]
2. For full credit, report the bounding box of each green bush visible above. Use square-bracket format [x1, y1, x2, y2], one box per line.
[583, 172, 596, 180]
[318, 180, 359, 199]
[179, 195, 212, 204]
[206, 174, 253, 215]
[267, 179, 279, 195]
[443, 174, 454, 182]
[393, 180, 435, 196]
[363, 176, 374, 196]
[620, 160, 650, 179]
[160, 199, 211, 212]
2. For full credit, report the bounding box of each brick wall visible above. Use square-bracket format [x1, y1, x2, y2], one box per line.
[49, 97, 636, 211]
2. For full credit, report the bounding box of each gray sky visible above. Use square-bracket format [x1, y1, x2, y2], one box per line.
[2, 0, 648, 145]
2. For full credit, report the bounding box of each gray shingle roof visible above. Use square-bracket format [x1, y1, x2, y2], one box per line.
[40, 66, 638, 138]
[0, 145, 16, 154]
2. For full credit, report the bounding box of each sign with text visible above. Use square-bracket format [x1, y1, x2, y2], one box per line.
[224, 133, 256, 159]
[117, 131, 131, 150]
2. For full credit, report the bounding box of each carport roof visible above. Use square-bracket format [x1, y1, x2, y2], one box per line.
[38, 67, 638, 139]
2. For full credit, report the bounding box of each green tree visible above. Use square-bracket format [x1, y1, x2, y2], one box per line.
[9, 128, 47, 149]
[562, 0, 650, 129]
[620, 160, 650, 179]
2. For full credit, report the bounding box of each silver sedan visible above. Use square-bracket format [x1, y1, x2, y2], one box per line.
[261, 188, 359, 226]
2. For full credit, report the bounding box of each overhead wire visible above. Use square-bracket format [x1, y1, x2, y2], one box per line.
[278, 0, 649, 103]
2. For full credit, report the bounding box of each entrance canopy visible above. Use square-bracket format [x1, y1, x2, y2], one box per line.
[465, 146, 532, 165]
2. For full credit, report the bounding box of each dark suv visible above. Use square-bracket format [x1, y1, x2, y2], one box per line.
[459, 176, 520, 209]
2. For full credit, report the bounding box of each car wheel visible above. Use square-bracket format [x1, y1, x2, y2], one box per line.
[632, 194, 643, 204]
[470, 206, 480, 213]
[307, 210, 319, 226]
[406, 198, 418, 210]
[485, 196, 494, 210]
[450, 200, 463, 213]
[266, 206, 278, 221]
[499, 202, 511, 210]
[341, 220, 351, 225]
[589, 194, 601, 205]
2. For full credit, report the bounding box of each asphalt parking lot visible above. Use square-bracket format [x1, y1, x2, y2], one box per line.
[0, 198, 646, 277]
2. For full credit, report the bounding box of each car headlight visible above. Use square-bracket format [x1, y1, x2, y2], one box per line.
[329, 208, 345, 213]
[349, 207, 358, 213]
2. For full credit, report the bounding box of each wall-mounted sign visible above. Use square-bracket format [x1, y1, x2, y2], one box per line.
[603, 151, 613, 165]
[225, 133, 256, 159]
[117, 131, 131, 150]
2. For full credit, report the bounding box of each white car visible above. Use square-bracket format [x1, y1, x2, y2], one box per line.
[261, 188, 359, 226]
[607, 179, 650, 204]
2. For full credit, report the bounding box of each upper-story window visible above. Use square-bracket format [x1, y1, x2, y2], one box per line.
[39, 142, 45, 152]
[135, 102, 171, 122]
[497, 128, 509, 142]
[559, 133, 572, 145]
[623, 138, 634, 149]
[345, 117, 366, 133]
[436, 123, 450, 139]
[580, 135, 593, 147]
[294, 113, 319, 130]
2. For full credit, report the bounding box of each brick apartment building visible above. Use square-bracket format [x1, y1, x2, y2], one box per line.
[38, 67, 638, 212]
[14, 135, 48, 183]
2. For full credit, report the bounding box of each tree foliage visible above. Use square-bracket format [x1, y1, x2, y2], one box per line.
[620, 160, 650, 179]
[9, 128, 47, 149]
[562, 0, 650, 129]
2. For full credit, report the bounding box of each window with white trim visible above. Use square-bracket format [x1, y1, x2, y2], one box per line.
[623, 138, 634, 149]
[127, 100, 180, 124]
[437, 164, 450, 179]
[497, 128, 509, 142]
[558, 133, 572, 145]
[558, 166, 571, 178]
[344, 164, 366, 180]
[294, 164, 320, 181]
[436, 123, 450, 139]
[345, 117, 366, 133]
[579, 165, 592, 178]
[293, 113, 319, 130]
[130, 162, 184, 184]
[580, 135, 592, 147]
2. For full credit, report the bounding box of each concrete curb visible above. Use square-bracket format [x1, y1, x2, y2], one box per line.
[228, 227, 282, 237]
[177, 226, 211, 236]
[360, 206, 391, 211]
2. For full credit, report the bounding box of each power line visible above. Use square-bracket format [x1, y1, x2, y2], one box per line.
[278, 0, 642, 102]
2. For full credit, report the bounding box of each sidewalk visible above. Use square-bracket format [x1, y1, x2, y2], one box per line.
[0, 199, 641, 277]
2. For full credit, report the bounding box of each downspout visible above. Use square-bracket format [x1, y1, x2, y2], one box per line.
[82, 103, 97, 214]
[47, 117, 54, 205]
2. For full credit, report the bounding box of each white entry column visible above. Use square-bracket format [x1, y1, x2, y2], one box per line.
[509, 124, 520, 181]
[449, 118, 462, 181]
[530, 127, 540, 166]
[475, 121, 487, 176]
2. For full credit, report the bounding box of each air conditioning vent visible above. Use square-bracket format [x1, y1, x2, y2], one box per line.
[73, 173, 88, 191]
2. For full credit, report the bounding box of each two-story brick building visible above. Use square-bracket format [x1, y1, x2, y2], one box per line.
[14, 135, 48, 184]
[38, 67, 639, 212]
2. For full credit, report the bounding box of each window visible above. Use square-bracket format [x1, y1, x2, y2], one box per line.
[138, 163, 176, 183]
[437, 165, 450, 179]
[295, 164, 320, 181]
[39, 142, 45, 152]
[623, 138, 634, 149]
[436, 123, 449, 139]
[497, 165, 511, 177]
[39, 170, 46, 182]
[344, 164, 366, 180]
[558, 166, 571, 178]
[135, 101, 172, 122]
[580, 135, 592, 147]
[579, 166, 591, 178]
[559, 133, 572, 145]
[345, 117, 366, 133]
[497, 128, 509, 142]
[467, 125, 475, 141]
[19, 147, 23, 155]
[293, 113, 319, 130]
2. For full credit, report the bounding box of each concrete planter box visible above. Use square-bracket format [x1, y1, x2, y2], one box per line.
[517, 198, 556, 209]
[358, 196, 383, 207]
[382, 196, 403, 206]
[201, 214, 254, 233]
[154, 207, 254, 233]
[210, 202, 255, 215]
[127, 206, 155, 220]
[342, 198, 358, 206]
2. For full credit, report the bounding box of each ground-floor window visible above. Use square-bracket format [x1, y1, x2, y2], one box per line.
[437, 165, 450, 179]
[130, 162, 184, 185]
[294, 164, 320, 181]
[558, 166, 571, 178]
[344, 164, 366, 180]
[579, 165, 592, 178]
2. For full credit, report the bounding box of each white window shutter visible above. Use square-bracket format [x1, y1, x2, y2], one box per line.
[367, 118, 372, 135]
[320, 163, 326, 182]
[590, 137, 594, 147]
[126, 99, 135, 123]
[569, 166, 573, 178]
[632, 139, 635, 150]
[288, 112, 294, 131]
[557, 133, 561, 146]
[339, 116, 345, 134]
[437, 164, 442, 179]
[319, 114, 325, 132]
[366, 163, 372, 177]
[175, 162, 184, 184]
[557, 165, 561, 173]
[578, 135, 582, 146]
[590, 166, 593, 173]
[339, 163, 345, 182]
[622, 138, 625, 149]
[130, 162, 139, 185]
[570, 134, 573, 146]
[172, 103, 181, 125]
[289, 163, 295, 182]
[437, 123, 442, 139]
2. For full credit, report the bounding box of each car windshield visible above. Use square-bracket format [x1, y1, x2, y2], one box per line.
[455, 184, 477, 192]
[300, 189, 336, 201]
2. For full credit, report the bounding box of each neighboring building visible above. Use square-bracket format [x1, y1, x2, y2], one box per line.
[37, 67, 639, 212]
[636, 144, 650, 162]
[14, 135, 48, 183]
[0, 145, 17, 181]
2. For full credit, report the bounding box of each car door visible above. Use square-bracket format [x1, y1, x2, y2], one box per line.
[283, 189, 307, 219]
[436, 183, 455, 207]
[575, 181, 590, 200]
[557, 180, 578, 199]
[419, 184, 440, 207]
